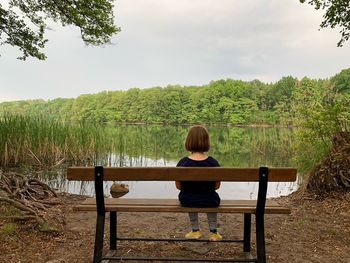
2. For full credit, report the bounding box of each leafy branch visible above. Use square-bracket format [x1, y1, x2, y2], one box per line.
[300, 0, 350, 46]
[0, 0, 120, 60]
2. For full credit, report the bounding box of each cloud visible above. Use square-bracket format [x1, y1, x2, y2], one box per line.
[1, 0, 350, 100]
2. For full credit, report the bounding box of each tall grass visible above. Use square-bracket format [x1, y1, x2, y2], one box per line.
[0, 114, 119, 168]
[0, 114, 296, 170]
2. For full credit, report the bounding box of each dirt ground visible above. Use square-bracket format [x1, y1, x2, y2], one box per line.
[0, 190, 350, 263]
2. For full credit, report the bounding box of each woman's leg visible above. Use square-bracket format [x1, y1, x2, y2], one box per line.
[207, 213, 222, 241]
[188, 212, 199, 231]
[185, 212, 202, 239]
[207, 212, 218, 232]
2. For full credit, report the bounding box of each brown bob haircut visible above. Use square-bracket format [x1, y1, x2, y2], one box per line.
[185, 125, 210, 152]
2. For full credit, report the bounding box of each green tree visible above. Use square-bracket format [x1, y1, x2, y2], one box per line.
[331, 68, 350, 94]
[269, 76, 297, 124]
[292, 76, 350, 172]
[300, 0, 350, 46]
[0, 0, 120, 60]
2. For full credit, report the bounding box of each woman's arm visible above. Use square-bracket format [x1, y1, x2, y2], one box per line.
[175, 181, 182, 190]
[214, 181, 221, 190]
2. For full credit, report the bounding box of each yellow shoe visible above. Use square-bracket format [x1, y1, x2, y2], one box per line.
[185, 230, 202, 239]
[208, 232, 222, 241]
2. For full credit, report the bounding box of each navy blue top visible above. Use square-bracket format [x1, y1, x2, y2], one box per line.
[176, 156, 221, 207]
[177, 156, 220, 168]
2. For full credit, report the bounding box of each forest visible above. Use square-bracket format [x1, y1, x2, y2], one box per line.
[1, 69, 349, 126]
[1, 69, 348, 125]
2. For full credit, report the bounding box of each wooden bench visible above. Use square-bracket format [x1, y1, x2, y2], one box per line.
[67, 166, 297, 263]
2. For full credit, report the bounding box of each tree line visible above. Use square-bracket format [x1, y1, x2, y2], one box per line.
[0, 69, 349, 126]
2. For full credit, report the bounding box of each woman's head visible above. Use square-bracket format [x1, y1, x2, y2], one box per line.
[185, 125, 210, 152]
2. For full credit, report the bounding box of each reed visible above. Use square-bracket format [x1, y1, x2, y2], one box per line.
[0, 114, 118, 169]
[0, 114, 296, 170]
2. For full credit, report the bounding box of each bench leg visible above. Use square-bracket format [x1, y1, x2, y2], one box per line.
[93, 214, 105, 263]
[243, 213, 251, 252]
[256, 214, 266, 263]
[110, 211, 117, 250]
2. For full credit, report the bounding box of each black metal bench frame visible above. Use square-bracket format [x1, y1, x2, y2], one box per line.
[92, 166, 269, 263]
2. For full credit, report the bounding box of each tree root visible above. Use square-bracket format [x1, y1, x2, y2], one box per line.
[0, 197, 37, 214]
[0, 170, 60, 227]
[0, 215, 44, 224]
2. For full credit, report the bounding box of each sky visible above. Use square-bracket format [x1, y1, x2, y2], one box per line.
[1, 0, 350, 101]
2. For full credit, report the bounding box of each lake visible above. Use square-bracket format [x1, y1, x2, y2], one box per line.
[46, 124, 301, 200]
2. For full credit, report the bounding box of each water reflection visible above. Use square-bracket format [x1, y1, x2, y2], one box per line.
[43, 122, 302, 200]
[56, 180, 298, 200]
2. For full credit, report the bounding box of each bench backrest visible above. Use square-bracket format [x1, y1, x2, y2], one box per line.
[67, 167, 297, 182]
[67, 166, 297, 217]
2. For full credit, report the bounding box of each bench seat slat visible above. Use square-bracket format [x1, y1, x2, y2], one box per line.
[67, 167, 297, 182]
[78, 198, 282, 207]
[74, 198, 291, 214]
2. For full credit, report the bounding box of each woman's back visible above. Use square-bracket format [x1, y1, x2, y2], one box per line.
[177, 156, 219, 194]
